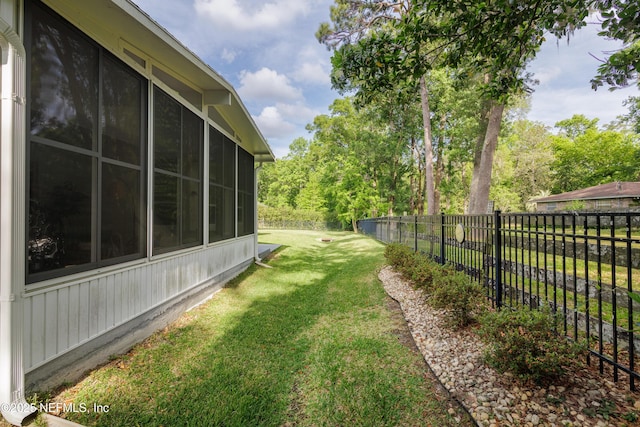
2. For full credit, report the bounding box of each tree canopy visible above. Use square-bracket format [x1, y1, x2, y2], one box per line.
[260, 0, 640, 225]
[550, 115, 640, 193]
[591, 0, 640, 89]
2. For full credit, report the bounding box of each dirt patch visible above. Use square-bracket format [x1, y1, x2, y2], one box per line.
[384, 294, 476, 426]
[386, 295, 422, 353]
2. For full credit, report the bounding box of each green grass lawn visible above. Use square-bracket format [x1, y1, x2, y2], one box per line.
[34, 230, 468, 427]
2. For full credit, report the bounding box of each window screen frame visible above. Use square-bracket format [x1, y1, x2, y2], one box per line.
[152, 85, 204, 255]
[25, 0, 148, 284]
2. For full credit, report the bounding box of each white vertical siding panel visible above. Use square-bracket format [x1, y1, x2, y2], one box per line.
[126, 270, 134, 316]
[167, 260, 173, 295]
[197, 256, 203, 284]
[153, 262, 161, 304]
[167, 259, 174, 296]
[105, 274, 115, 328]
[98, 277, 107, 332]
[180, 260, 188, 293]
[194, 256, 200, 288]
[78, 283, 90, 342]
[147, 267, 153, 309]
[23, 298, 32, 369]
[157, 262, 164, 306]
[132, 268, 148, 313]
[145, 264, 151, 308]
[24, 239, 253, 370]
[180, 258, 186, 292]
[130, 269, 137, 316]
[57, 287, 69, 353]
[151, 262, 159, 307]
[214, 247, 223, 276]
[194, 254, 202, 286]
[128, 269, 136, 319]
[130, 269, 139, 313]
[68, 284, 80, 348]
[122, 269, 132, 321]
[113, 272, 123, 325]
[140, 267, 150, 311]
[175, 258, 182, 294]
[168, 258, 177, 298]
[131, 268, 140, 316]
[89, 279, 100, 337]
[196, 252, 203, 279]
[190, 258, 196, 290]
[44, 291, 58, 360]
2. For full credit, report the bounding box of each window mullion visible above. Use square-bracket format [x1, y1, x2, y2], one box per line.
[234, 144, 238, 238]
[178, 109, 184, 246]
[203, 122, 209, 244]
[96, 50, 103, 263]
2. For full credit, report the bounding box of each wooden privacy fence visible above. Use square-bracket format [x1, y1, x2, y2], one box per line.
[358, 211, 640, 390]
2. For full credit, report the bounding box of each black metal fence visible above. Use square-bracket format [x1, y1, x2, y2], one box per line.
[358, 211, 640, 390]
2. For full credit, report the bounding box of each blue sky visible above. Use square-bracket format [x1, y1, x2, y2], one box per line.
[132, 0, 639, 159]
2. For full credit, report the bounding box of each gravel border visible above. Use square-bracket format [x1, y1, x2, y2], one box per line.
[379, 266, 640, 427]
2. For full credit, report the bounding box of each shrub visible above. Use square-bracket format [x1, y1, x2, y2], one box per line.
[429, 265, 484, 328]
[478, 306, 586, 385]
[384, 246, 484, 328]
[383, 244, 415, 275]
[409, 256, 436, 291]
[384, 244, 437, 290]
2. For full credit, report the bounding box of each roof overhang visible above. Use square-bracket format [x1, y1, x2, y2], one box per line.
[531, 182, 640, 203]
[42, 0, 275, 163]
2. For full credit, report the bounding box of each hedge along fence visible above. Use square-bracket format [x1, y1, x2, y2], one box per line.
[383, 243, 586, 385]
[258, 219, 344, 231]
[360, 211, 640, 390]
[258, 205, 345, 231]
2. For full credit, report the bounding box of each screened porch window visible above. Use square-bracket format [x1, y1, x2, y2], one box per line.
[237, 147, 255, 237]
[27, 0, 147, 282]
[152, 87, 203, 253]
[209, 126, 236, 242]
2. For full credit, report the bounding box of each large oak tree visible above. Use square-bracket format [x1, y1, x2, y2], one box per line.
[320, 0, 591, 213]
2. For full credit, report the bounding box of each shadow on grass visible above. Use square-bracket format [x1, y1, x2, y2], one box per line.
[60, 232, 400, 427]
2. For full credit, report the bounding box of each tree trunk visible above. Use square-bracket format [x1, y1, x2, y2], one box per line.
[467, 99, 505, 214]
[411, 136, 425, 215]
[434, 115, 446, 214]
[467, 98, 490, 213]
[409, 137, 417, 213]
[419, 75, 436, 215]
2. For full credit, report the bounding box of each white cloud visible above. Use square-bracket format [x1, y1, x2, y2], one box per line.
[276, 102, 320, 123]
[130, 0, 338, 159]
[528, 87, 631, 128]
[194, 0, 312, 32]
[221, 48, 237, 63]
[252, 102, 320, 158]
[526, 19, 639, 128]
[254, 106, 296, 139]
[531, 66, 562, 86]
[292, 62, 331, 85]
[237, 67, 303, 102]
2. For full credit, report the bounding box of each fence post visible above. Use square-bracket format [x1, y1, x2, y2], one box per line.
[440, 212, 445, 265]
[494, 210, 503, 309]
[386, 217, 390, 243]
[414, 215, 418, 253]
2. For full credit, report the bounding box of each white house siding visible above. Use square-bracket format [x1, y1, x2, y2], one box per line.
[23, 236, 254, 375]
[1, 0, 272, 422]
